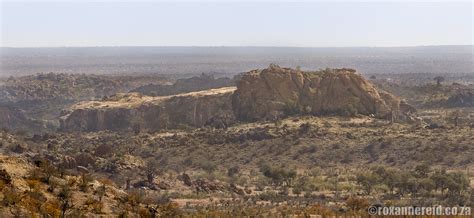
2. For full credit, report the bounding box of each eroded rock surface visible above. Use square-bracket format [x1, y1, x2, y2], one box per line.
[61, 66, 412, 132]
[232, 65, 408, 121]
[60, 87, 236, 132]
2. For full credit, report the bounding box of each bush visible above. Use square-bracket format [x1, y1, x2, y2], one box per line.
[2, 187, 22, 206]
[260, 164, 296, 187]
[79, 173, 93, 192]
[40, 200, 61, 217]
[85, 197, 103, 213]
[94, 144, 113, 157]
[283, 102, 301, 116]
[197, 160, 217, 175]
[346, 197, 369, 213]
[356, 172, 378, 195]
[227, 166, 240, 178]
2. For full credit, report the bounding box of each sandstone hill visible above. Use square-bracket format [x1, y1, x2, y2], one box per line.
[61, 65, 414, 132]
[233, 65, 413, 121]
[60, 87, 236, 132]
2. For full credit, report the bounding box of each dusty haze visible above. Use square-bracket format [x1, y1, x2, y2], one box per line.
[1, 46, 472, 77]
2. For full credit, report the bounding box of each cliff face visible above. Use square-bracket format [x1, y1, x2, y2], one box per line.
[61, 66, 413, 132]
[60, 87, 236, 132]
[232, 65, 405, 121]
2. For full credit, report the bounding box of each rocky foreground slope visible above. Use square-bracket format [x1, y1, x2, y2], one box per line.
[61, 66, 414, 132]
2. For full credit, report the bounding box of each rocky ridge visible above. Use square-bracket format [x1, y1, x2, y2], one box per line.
[60, 87, 236, 132]
[61, 66, 414, 132]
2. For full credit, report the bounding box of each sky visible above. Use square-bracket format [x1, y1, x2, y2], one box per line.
[0, 1, 472, 47]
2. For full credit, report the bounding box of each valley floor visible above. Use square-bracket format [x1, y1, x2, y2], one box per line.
[0, 109, 472, 216]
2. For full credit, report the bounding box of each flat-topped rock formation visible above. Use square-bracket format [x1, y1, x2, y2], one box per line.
[60, 65, 414, 132]
[60, 87, 236, 132]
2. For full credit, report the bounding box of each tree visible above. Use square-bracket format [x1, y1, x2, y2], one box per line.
[58, 185, 73, 218]
[96, 184, 106, 202]
[382, 169, 402, 194]
[405, 177, 419, 196]
[346, 197, 369, 213]
[145, 159, 159, 184]
[33, 159, 56, 184]
[433, 76, 445, 86]
[396, 171, 413, 196]
[356, 172, 378, 195]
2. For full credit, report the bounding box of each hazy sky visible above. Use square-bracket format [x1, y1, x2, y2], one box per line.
[1, 1, 472, 47]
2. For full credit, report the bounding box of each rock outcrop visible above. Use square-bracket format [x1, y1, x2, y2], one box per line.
[232, 65, 407, 121]
[60, 65, 412, 132]
[60, 87, 236, 132]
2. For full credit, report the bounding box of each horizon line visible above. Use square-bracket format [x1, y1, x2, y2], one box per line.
[1, 44, 473, 49]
